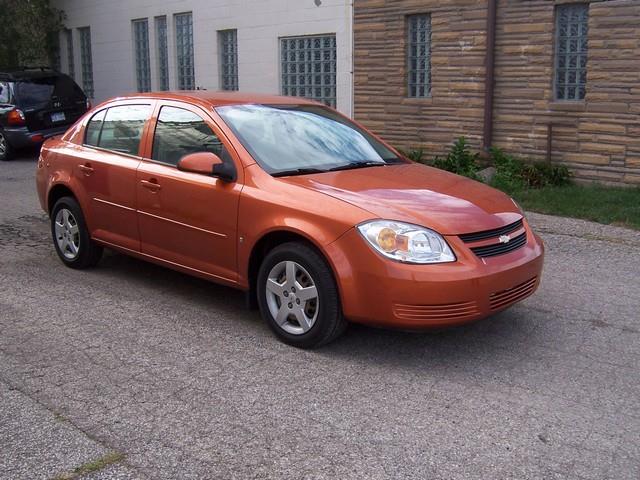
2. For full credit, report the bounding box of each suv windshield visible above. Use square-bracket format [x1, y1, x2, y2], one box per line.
[16, 76, 84, 108]
[216, 104, 403, 175]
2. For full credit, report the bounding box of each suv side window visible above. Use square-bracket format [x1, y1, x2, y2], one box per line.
[85, 109, 106, 147]
[152, 106, 225, 166]
[0, 82, 10, 103]
[97, 104, 151, 156]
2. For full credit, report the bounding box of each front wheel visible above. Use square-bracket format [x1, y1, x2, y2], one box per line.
[51, 196, 103, 269]
[257, 242, 347, 348]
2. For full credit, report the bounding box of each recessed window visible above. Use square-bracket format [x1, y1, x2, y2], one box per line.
[281, 34, 336, 108]
[155, 16, 169, 91]
[152, 106, 224, 166]
[219, 29, 238, 91]
[407, 14, 431, 98]
[133, 19, 151, 93]
[64, 29, 75, 80]
[78, 27, 94, 98]
[175, 13, 195, 90]
[555, 3, 589, 101]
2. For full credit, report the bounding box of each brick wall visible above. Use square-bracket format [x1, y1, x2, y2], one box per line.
[353, 0, 640, 184]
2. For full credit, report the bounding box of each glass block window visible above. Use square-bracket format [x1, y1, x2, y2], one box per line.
[175, 13, 195, 90]
[133, 19, 151, 92]
[155, 16, 169, 91]
[407, 14, 431, 98]
[555, 4, 589, 101]
[78, 27, 94, 98]
[281, 35, 337, 108]
[65, 29, 75, 80]
[219, 29, 238, 91]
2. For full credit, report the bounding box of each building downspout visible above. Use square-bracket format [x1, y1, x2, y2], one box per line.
[482, 0, 497, 152]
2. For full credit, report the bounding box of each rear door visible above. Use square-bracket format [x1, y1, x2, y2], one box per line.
[74, 102, 153, 251]
[136, 101, 242, 283]
[16, 74, 87, 131]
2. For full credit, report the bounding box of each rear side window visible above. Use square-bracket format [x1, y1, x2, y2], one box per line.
[91, 105, 151, 156]
[0, 82, 10, 103]
[85, 109, 106, 146]
[152, 106, 225, 166]
[16, 75, 85, 108]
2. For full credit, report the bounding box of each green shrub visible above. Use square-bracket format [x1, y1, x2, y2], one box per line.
[489, 147, 571, 193]
[397, 147, 426, 163]
[433, 137, 479, 180]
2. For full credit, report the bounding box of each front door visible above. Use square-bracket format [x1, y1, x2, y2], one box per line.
[136, 102, 242, 284]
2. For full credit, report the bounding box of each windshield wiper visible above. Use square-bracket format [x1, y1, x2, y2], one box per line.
[327, 161, 388, 172]
[272, 167, 327, 177]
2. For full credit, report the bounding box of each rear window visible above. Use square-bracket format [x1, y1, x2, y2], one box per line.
[16, 75, 85, 108]
[94, 104, 151, 156]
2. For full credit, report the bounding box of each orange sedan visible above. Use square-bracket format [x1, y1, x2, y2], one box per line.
[36, 92, 544, 348]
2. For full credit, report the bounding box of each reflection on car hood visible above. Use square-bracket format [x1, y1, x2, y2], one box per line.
[281, 163, 522, 235]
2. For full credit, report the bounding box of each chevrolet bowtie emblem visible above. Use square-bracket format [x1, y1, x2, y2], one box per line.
[499, 235, 511, 244]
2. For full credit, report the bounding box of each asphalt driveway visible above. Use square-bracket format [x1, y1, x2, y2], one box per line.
[1, 154, 639, 479]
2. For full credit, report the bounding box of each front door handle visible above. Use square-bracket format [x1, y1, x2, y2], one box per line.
[140, 179, 162, 192]
[78, 163, 94, 176]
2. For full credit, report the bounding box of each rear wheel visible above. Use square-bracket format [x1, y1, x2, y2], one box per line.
[51, 196, 103, 269]
[257, 242, 347, 348]
[0, 131, 12, 161]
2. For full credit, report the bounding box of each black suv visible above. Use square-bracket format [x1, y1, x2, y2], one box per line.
[0, 68, 89, 161]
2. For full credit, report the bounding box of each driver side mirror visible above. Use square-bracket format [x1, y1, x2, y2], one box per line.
[177, 152, 237, 183]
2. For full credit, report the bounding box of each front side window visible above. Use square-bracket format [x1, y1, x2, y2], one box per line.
[219, 29, 238, 91]
[407, 14, 431, 98]
[133, 19, 151, 93]
[95, 105, 151, 155]
[216, 104, 400, 175]
[78, 27, 94, 98]
[281, 35, 336, 108]
[152, 106, 224, 166]
[155, 16, 169, 91]
[555, 3, 589, 101]
[175, 13, 195, 90]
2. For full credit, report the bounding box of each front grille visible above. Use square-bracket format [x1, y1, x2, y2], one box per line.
[470, 231, 527, 258]
[393, 301, 480, 322]
[490, 277, 538, 311]
[459, 219, 523, 243]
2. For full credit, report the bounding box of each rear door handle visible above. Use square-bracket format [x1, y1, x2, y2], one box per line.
[140, 179, 162, 192]
[78, 164, 94, 175]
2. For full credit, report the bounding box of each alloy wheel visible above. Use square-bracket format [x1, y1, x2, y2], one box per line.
[54, 208, 81, 260]
[265, 260, 319, 335]
[0, 133, 6, 156]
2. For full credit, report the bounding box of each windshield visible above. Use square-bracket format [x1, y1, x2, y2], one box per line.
[215, 104, 403, 175]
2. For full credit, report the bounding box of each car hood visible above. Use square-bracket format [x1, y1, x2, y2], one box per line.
[281, 163, 522, 235]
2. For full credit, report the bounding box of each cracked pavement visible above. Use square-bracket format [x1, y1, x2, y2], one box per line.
[1, 155, 639, 479]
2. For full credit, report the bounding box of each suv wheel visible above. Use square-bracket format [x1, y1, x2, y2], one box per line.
[51, 196, 103, 269]
[0, 131, 12, 161]
[257, 242, 347, 348]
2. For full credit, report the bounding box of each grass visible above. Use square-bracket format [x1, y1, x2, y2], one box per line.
[52, 451, 125, 480]
[511, 184, 640, 230]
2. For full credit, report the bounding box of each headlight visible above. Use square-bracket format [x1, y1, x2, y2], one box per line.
[357, 220, 456, 264]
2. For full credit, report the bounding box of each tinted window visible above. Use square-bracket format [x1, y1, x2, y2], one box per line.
[0, 82, 10, 103]
[85, 109, 106, 146]
[16, 75, 84, 108]
[152, 106, 224, 166]
[98, 105, 150, 156]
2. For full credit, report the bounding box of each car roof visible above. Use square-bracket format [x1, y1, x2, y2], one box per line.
[0, 68, 64, 81]
[108, 90, 323, 108]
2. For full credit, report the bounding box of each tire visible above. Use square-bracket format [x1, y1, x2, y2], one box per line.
[257, 242, 347, 348]
[51, 196, 103, 269]
[0, 130, 12, 161]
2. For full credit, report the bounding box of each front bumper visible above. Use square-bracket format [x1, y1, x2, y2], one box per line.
[3, 125, 69, 149]
[325, 220, 544, 329]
